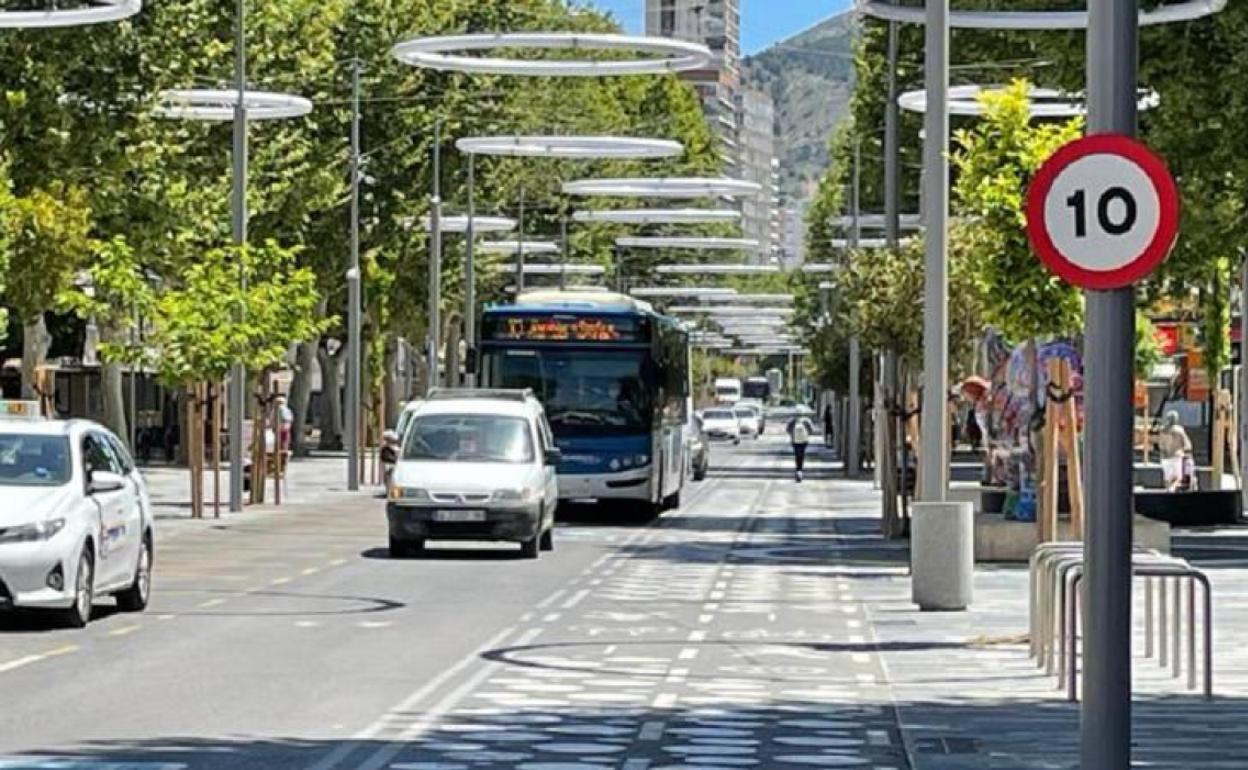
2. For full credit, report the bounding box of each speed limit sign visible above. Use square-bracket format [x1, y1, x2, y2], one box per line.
[1026, 133, 1179, 290]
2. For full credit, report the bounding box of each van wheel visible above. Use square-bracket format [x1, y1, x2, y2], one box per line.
[116, 535, 152, 612]
[59, 547, 94, 629]
[389, 536, 423, 559]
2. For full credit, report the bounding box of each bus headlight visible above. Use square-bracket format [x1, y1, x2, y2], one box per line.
[609, 459, 622, 471]
[635, 454, 651, 467]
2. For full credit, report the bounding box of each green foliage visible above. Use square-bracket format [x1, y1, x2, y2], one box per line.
[1135, 312, 1163, 381]
[57, 237, 155, 365]
[1199, 257, 1232, 378]
[144, 242, 333, 386]
[5, 184, 95, 324]
[951, 80, 1083, 342]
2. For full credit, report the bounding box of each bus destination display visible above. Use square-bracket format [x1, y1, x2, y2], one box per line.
[484, 314, 645, 343]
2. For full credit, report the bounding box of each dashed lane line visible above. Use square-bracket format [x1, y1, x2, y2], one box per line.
[0, 644, 79, 676]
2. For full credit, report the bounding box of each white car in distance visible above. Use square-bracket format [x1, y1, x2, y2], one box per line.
[734, 403, 764, 438]
[387, 389, 560, 559]
[700, 408, 741, 445]
[0, 403, 154, 628]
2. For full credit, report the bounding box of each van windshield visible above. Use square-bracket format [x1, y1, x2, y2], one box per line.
[403, 414, 534, 464]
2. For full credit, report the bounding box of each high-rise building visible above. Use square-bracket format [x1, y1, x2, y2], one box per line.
[735, 86, 779, 262]
[645, 0, 742, 169]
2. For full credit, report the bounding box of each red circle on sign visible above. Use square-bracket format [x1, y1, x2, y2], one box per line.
[1025, 133, 1179, 291]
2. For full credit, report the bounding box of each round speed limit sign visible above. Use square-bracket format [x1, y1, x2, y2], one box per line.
[1026, 133, 1179, 290]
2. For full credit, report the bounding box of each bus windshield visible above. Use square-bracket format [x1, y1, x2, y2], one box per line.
[485, 349, 653, 436]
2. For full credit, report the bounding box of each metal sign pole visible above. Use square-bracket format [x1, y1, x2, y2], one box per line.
[1082, 0, 1138, 766]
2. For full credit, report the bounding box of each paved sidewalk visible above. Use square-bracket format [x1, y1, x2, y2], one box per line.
[140, 451, 383, 523]
[823, 477, 1248, 770]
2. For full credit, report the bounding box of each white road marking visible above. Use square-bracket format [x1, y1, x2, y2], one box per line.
[561, 589, 590, 609]
[678, 648, 699, 661]
[652, 692, 679, 708]
[0, 655, 45, 675]
[536, 589, 566, 609]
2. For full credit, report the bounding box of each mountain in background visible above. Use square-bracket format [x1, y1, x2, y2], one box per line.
[742, 12, 855, 206]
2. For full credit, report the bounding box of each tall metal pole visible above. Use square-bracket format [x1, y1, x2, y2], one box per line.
[516, 187, 526, 296]
[560, 215, 569, 292]
[1241, 259, 1248, 495]
[847, 143, 862, 477]
[918, 0, 950, 503]
[427, 121, 442, 393]
[464, 154, 477, 388]
[1082, 0, 1137, 766]
[346, 58, 362, 491]
[885, 16, 900, 248]
[228, 0, 247, 512]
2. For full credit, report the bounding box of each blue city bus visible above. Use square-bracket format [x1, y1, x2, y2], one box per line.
[479, 291, 690, 514]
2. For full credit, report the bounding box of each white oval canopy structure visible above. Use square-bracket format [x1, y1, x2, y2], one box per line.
[477, 240, 561, 255]
[0, 0, 139, 28]
[897, 84, 1160, 117]
[616, 236, 760, 251]
[857, 0, 1224, 29]
[155, 90, 313, 122]
[656, 264, 779, 275]
[564, 177, 762, 199]
[392, 33, 712, 77]
[420, 215, 517, 234]
[829, 213, 923, 229]
[494, 264, 606, 276]
[575, 208, 742, 225]
[802, 264, 840, 274]
[831, 238, 889, 249]
[630, 287, 739, 298]
[456, 136, 682, 159]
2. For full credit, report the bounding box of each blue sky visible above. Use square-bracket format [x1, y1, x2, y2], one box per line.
[583, 1, 852, 56]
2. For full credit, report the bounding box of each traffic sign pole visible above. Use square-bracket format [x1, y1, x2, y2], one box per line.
[1084, 0, 1138, 767]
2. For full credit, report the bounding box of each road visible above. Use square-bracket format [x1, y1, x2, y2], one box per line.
[0, 435, 911, 770]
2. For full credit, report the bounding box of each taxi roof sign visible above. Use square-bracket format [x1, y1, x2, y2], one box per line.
[0, 400, 45, 420]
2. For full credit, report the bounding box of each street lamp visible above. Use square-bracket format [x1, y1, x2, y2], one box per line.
[574, 208, 742, 225]
[391, 32, 712, 76]
[0, 0, 140, 27]
[153, 82, 313, 512]
[897, 84, 1160, 117]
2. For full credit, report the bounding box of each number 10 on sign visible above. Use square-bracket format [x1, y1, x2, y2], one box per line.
[1027, 134, 1180, 291]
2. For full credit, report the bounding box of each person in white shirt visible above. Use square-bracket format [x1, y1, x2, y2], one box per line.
[786, 414, 815, 482]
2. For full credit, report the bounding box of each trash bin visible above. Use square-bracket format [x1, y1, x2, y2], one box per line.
[911, 501, 974, 611]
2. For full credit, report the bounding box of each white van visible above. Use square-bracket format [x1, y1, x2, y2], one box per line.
[714, 378, 742, 405]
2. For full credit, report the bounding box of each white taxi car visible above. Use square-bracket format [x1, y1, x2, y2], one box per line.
[0, 403, 154, 627]
[386, 389, 559, 559]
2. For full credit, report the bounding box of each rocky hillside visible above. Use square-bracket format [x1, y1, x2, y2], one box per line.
[742, 12, 855, 204]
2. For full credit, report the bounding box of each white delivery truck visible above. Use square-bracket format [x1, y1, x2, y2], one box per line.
[714, 378, 742, 404]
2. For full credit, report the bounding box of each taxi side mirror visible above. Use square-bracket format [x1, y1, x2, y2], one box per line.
[543, 448, 563, 467]
[88, 470, 126, 495]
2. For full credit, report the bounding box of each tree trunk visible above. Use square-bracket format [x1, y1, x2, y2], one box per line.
[98, 324, 129, 448]
[444, 313, 462, 388]
[316, 340, 345, 451]
[21, 314, 50, 400]
[289, 298, 326, 457]
[383, 336, 402, 429]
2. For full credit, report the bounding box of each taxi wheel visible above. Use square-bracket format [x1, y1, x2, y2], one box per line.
[60, 548, 94, 629]
[116, 536, 152, 613]
[520, 534, 540, 559]
[539, 526, 554, 552]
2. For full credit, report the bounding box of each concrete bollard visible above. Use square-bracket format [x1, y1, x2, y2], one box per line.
[912, 501, 974, 611]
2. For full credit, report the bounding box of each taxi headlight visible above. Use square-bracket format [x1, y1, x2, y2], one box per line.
[493, 488, 535, 503]
[389, 486, 429, 502]
[0, 518, 66, 544]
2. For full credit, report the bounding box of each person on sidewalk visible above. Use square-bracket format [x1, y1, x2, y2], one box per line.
[787, 412, 815, 482]
[822, 403, 834, 448]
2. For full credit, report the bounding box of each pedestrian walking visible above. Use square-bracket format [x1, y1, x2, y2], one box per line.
[787, 412, 815, 482]
[822, 403, 834, 448]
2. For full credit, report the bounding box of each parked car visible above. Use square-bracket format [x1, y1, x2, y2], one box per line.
[386, 389, 559, 559]
[685, 414, 710, 481]
[734, 405, 762, 439]
[0, 403, 154, 628]
[700, 408, 741, 445]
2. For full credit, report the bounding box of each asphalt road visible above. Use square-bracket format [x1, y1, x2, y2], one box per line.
[0, 434, 911, 770]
